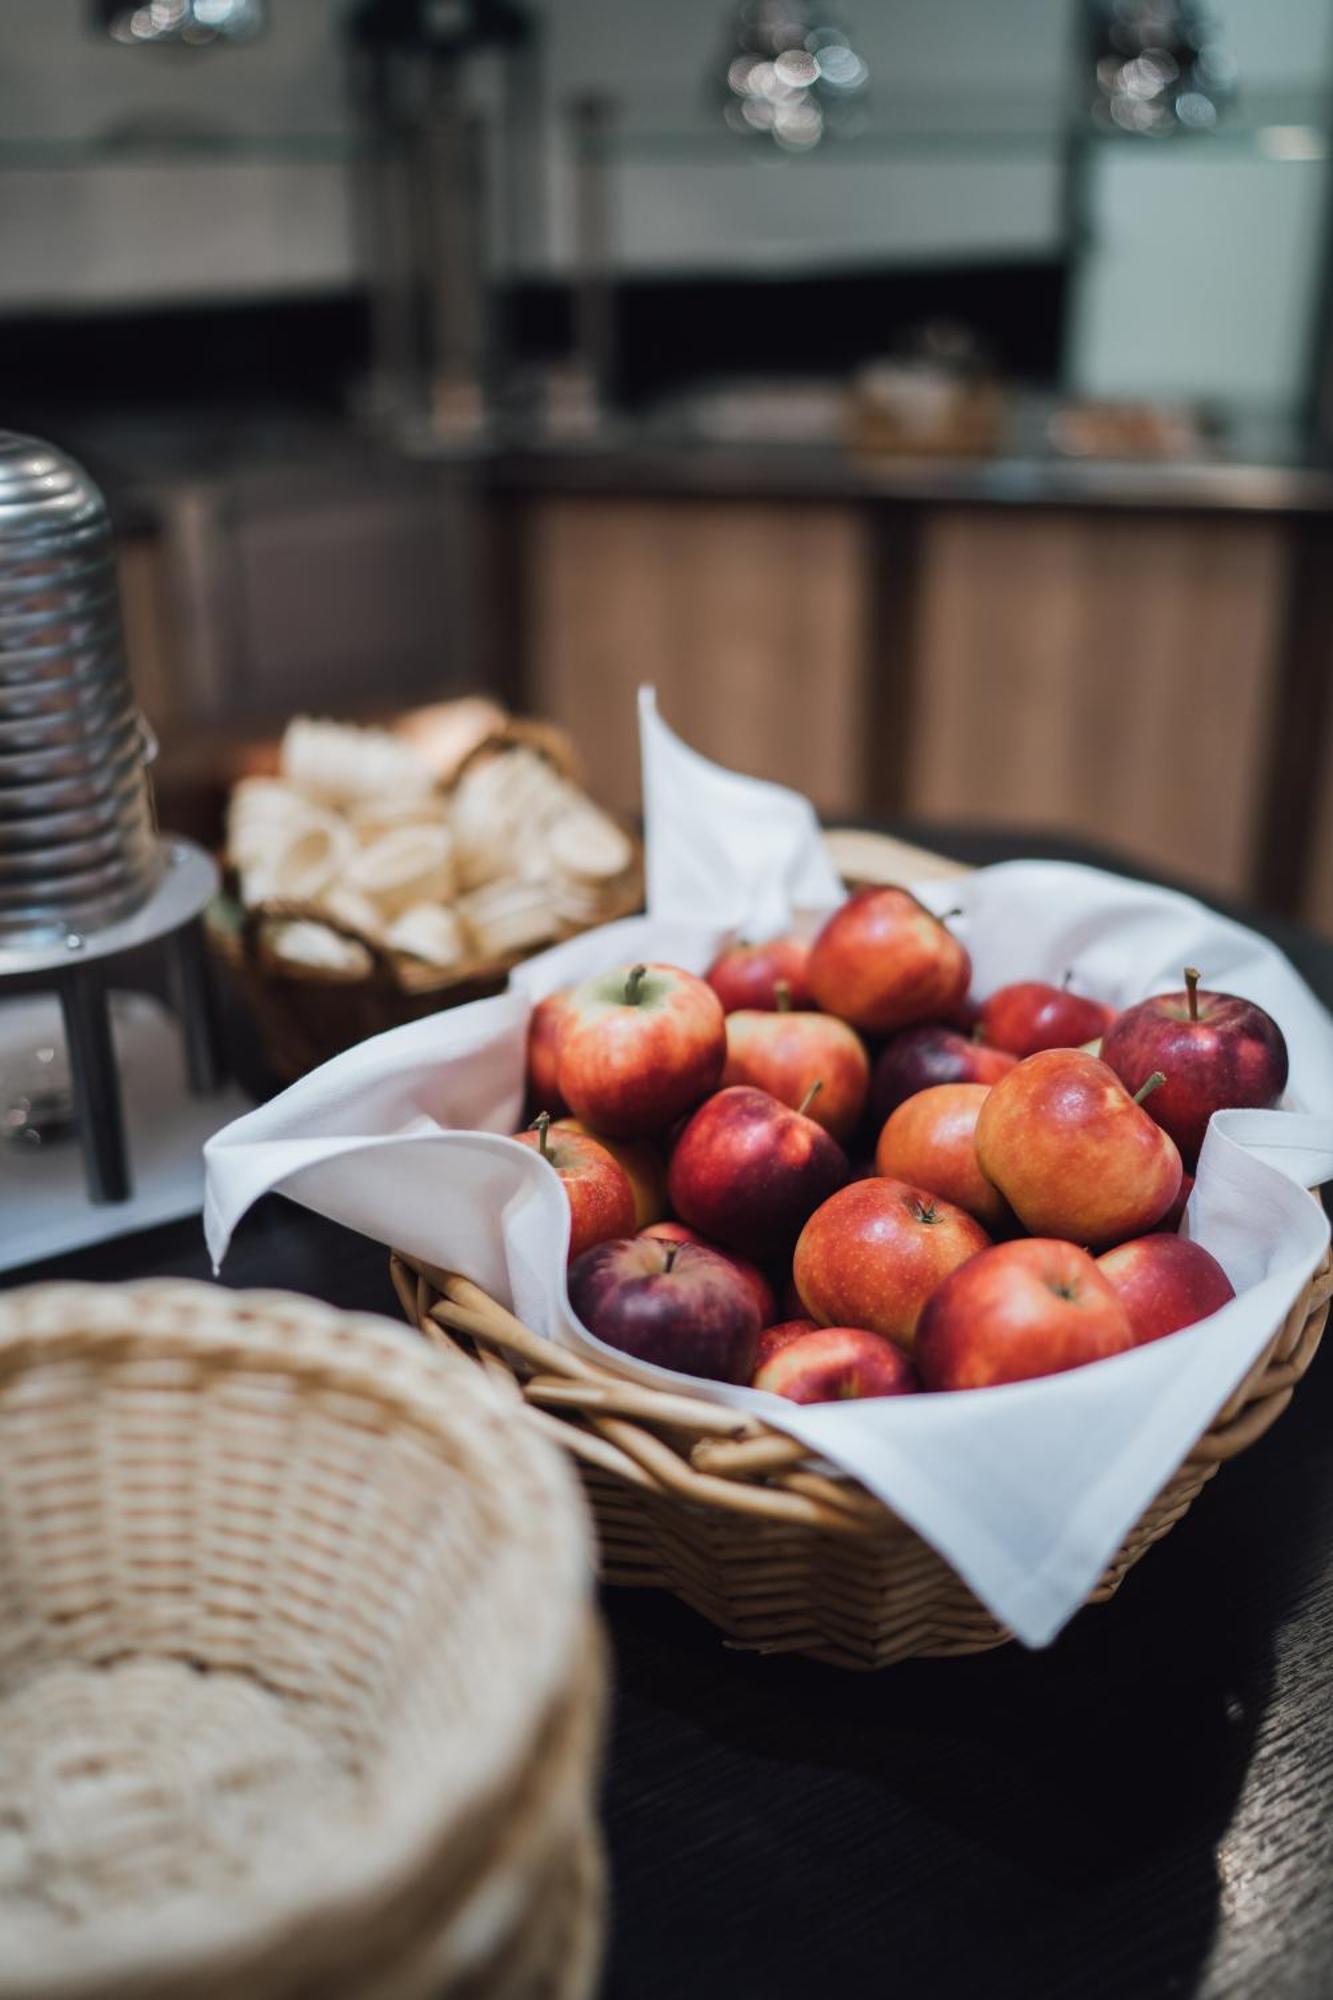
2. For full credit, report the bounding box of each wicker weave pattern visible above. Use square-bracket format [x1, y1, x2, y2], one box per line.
[393, 1253, 1332, 1670]
[0, 1282, 605, 2000]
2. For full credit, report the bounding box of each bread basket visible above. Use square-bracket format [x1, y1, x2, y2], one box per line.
[392, 1252, 1331, 1671]
[209, 717, 643, 1082]
[0, 1280, 604, 1999]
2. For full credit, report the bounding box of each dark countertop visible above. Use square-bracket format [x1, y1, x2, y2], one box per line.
[6, 825, 1333, 2000]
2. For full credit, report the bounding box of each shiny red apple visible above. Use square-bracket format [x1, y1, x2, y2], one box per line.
[793, 1176, 991, 1352]
[1101, 967, 1289, 1166]
[870, 1022, 1016, 1124]
[807, 887, 971, 1036]
[979, 978, 1114, 1058]
[721, 1007, 869, 1141]
[556, 961, 725, 1138]
[514, 1114, 636, 1264]
[1096, 1234, 1235, 1345]
[667, 1085, 849, 1260]
[753, 1318, 818, 1370]
[917, 1238, 1135, 1390]
[639, 1219, 777, 1329]
[567, 1235, 760, 1384]
[874, 1082, 1009, 1230]
[705, 935, 813, 1013]
[754, 1326, 919, 1403]
[975, 1050, 1182, 1247]
[555, 1118, 667, 1230]
[526, 989, 573, 1115]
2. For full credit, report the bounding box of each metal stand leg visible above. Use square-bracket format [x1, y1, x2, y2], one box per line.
[57, 970, 130, 1204]
[164, 918, 226, 1095]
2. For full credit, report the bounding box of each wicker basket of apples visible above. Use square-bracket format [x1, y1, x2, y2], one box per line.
[393, 876, 1330, 1670]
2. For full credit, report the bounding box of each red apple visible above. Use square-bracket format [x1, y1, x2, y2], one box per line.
[705, 935, 813, 1013]
[514, 1114, 636, 1263]
[639, 1220, 776, 1328]
[754, 1326, 919, 1403]
[874, 1082, 1009, 1230]
[975, 1050, 1182, 1247]
[556, 961, 725, 1138]
[555, 1118, 667, 1229]
[721, 1008, 869, 1141]
[871, 1022, 1016, 1123]
[979, 978, 1114, 1059]
[807, 887, 971, 1036]
[793, 1177, 991, 1352]
[568, 1236, 760, 1384]
[917, 1238, 1135, 1390]
[1159, 1171, 1195, 1233]
[753, 1318, 818, 1370]
[526, 990, 573, 1115]
[1101, 967, 1289, 1167]
[1096, 1234, 1235, 1346]
[667, 1085, 849, 1260]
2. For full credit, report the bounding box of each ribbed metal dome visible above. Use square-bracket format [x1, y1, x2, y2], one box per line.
[0, 430, 161, 944]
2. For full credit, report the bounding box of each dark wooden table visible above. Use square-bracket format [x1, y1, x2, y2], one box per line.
[8, 830, 1333, 2000]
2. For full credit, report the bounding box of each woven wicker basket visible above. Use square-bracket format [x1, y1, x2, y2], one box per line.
[0, 1281, 604, 2000]
[209, 718, 643, 1082]
[392, 1253, 1332, 1671]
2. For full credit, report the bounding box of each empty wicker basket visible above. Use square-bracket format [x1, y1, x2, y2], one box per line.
[392, 1253, 1333, 1672]
[0, 1281, 604, 2000]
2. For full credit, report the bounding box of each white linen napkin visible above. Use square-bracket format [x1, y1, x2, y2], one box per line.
[205, 693, 1333, 1647]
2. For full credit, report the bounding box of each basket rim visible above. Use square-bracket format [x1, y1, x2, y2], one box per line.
[0, 1279, 597, 2000]
[392, 1249, 1333, 1541]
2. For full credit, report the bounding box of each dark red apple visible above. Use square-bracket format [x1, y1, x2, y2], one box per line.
[1101, 967, 1289, 1166]
[754, 1326, 919, 1402]
[1096, 1234, 1235, 1345]
[874, 1082, 1010, 1230]
[721, 1007, 869, 1140]
[916, 1239, 1135, 1391]
[556, 961, 725, 1138]
[975, 1050, 1182, 1247]
[979, 978, 1114, 1059]
[638, 1220, 777, 1329]
[567, 1236, 760, 1384]
[753, 1318, 818, 1370]
[514, 1114, 636, 1263]
[667, 1085, 849, 1260]
[793, 1176, 991, 1352]
[705, 935, 813, 1013]
[870, 1022, 1016, 1123]
[807, 887, 971, 1036]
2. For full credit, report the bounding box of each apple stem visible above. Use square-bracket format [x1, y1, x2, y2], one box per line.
[1133, 1071, 1167, 1106]
[1184, 966, 1201, 1022]
[530, 1110, 552, 1161]
[940, 907, 963, 923]
[624, 964, 647, 1006]
[1062, 968, 1074, 990]
[797, 1079, 824, 1118]
[662, 1241, 679, 1273]
[774, 978, 792, 1013]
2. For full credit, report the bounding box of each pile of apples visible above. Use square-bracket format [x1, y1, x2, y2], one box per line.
[519, 887, 1290, 1404]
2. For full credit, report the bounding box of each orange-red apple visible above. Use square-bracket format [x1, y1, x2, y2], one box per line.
[807, 888, 971, 1036]
[526, 989, 573, 1115]
[874, 1082, 1009, 1230]
[753, 1317, 818, 1370]
[556, 961, 725, 1137]
[979, 979, 1114, 1059]
[1096, 1233, 1235, 1345]
[556, 1118, 667, 1229]
[793, 1176, 991, 1352]
[667, 1085, 848, 1260]
[916, 1238, 1134, 1390]
[975, 1050, 1182, 1247]
[754, 1325, 919, 1402]
[639, 1219, 776, 1328]
[568, 1235, 760, 1383]
[514, 1114, 636, 1263]
[705, 935, 813, 1013]
[721, 1007, 869, 1140]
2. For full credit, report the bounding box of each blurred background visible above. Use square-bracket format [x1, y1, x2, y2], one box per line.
[3, 0, 1331, 933]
